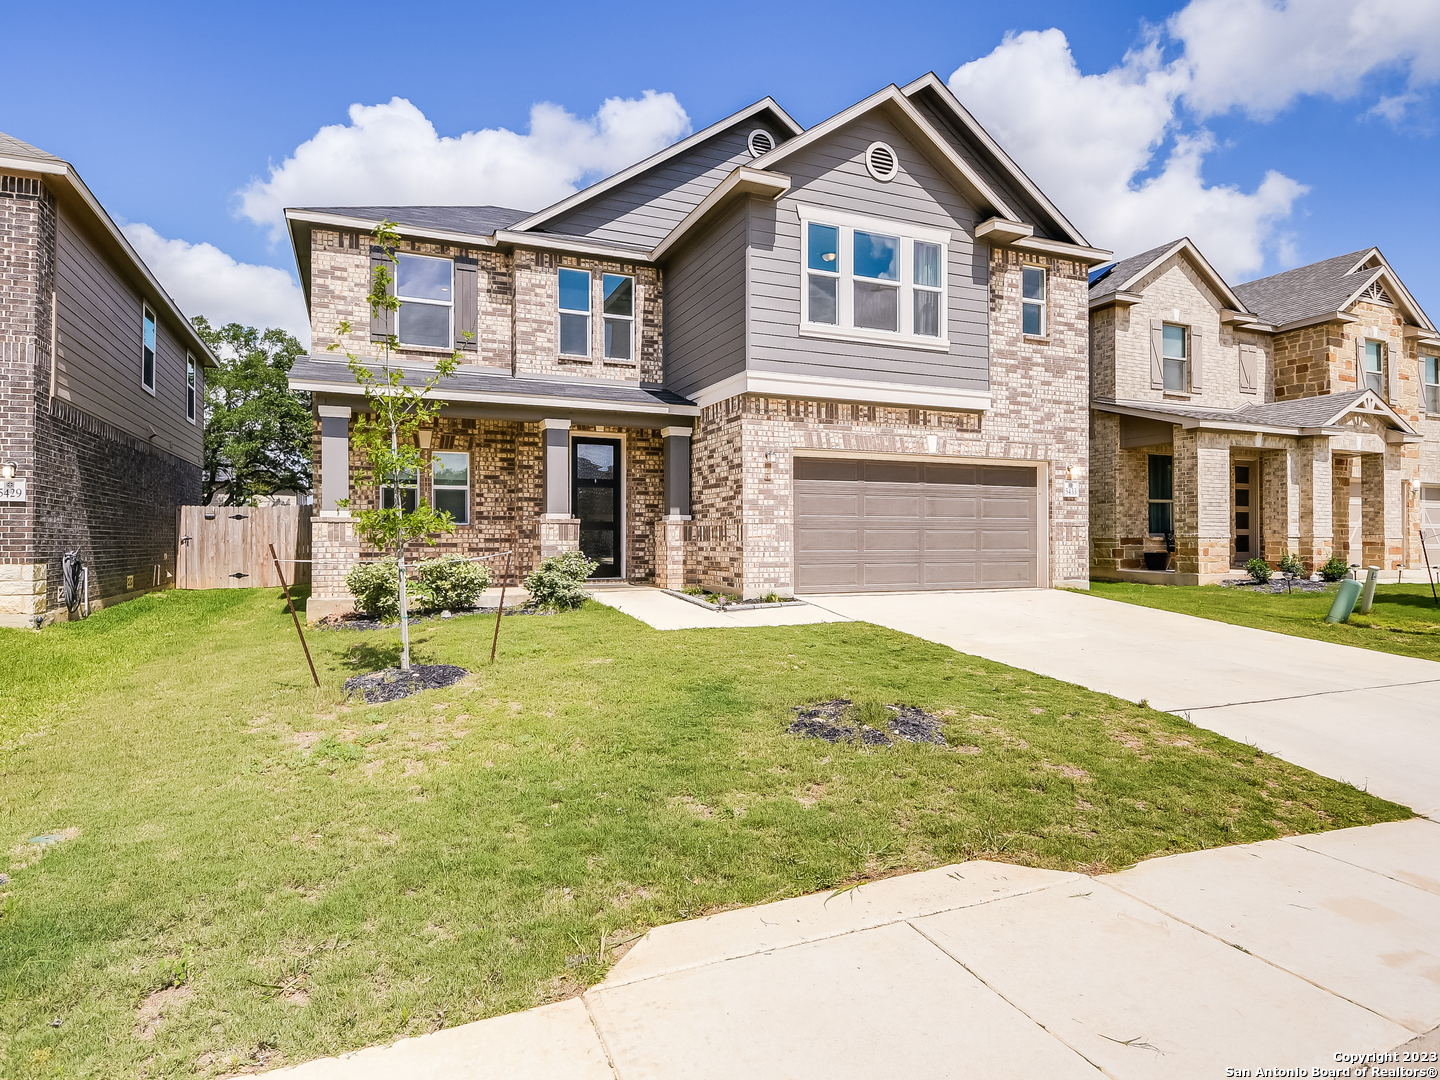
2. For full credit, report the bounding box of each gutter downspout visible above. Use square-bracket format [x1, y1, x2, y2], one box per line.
[48, 290, 57, 400]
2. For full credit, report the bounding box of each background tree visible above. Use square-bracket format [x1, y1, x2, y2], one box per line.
[192, 317, 312, 505]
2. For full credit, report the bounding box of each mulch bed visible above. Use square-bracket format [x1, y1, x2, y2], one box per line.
[343, 664, 469, 703]
[1220, 577, 1334, 594]
[786, 699, 948, 747]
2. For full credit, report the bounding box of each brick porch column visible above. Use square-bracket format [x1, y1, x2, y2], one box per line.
[1088, 413, 1120, 575]
[538, 419, 579, 559]
[1295, 436, 1333, 573]
[1361, 446, 1405, 569]
[1173, 429, 1230, 577]
[1261, 444, 1301, 566]
[655, 425, 692, 589]
[309, 403, 361, 621]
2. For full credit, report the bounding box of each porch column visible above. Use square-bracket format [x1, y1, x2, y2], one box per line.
[1295, 436, 1333, 573]
[1172, 429, 1230, 578]
[1261, 444, 1300, 565]
[539, 419, 579, 560]
[317, 404, 352, 513]
[1332, 456, 1353, 565]
[1361, 446, 1405, 569]
[1088, 413, 1121, 575]
[655, 426, 692, 590]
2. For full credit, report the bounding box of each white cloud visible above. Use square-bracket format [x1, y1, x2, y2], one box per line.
[949, 28, 1306, 278]
[122, 223, 311, 344]
[1172, 0, 1440, 120]
[237, 92, 692, 243]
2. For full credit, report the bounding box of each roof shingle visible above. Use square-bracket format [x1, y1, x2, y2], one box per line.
[1232, 250, 1375, 325]
[0, 130, 63, 163]
[294, 205, 530, 238]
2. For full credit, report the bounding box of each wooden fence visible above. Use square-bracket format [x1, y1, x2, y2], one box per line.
[176, 506, 312, 590]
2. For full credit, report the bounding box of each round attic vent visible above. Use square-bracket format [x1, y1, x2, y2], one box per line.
[747, 129, 775, 158]
[865, 141, 898, 182]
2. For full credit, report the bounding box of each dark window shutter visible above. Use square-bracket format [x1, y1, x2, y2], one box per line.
[369, 246, 395, 341]
[1386, 342, 1400, 402]
[1239, 345, 1257, 394]
[1150, 320, 1164, 389]
[455, 257, 478, 351]
[1189, 330, 1204, 392]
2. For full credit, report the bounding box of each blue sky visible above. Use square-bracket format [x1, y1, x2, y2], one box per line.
[4, 0, 1438, 341]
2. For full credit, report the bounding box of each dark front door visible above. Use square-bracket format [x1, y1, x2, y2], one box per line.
[573, 438, 621, 579]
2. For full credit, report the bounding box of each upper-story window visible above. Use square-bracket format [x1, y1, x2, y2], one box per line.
[1362, 339, 1385, 395]
[602, 274, 633, 360]
[395, 254, 452, 348]
[141, 304, 157, 393]
[1162, 324, 1188, 392]
[186, 355, 196, 422]
[559, 268, 591, 357]
[799, 206, 948, 349]
[1423, 356, 1439, 415]
[1022, 267, 1046, 336]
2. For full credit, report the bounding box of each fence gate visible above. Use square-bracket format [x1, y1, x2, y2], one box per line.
[176, 506, 312, 589]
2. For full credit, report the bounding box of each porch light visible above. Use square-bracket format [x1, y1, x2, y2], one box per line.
[1067, 465, 1085, 481]
[416, 427, 433, 450]
[0, 461, 15, 480]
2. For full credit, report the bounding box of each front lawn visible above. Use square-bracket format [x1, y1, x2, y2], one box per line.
[0, 589, 1408, 1077]
[1089, 580, 1440, 663]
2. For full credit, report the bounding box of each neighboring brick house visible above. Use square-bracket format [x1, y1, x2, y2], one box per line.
[1088, 238, 1440, 584]
[287, 76, 1111, 619]
[0, 131, 215, 628]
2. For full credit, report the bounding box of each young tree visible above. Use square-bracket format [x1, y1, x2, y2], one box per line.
[330, 221, 463, 672]
[192, 318, 311, 505]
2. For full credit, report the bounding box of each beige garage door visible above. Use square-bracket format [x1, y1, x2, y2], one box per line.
[793, 457, 1039, 593]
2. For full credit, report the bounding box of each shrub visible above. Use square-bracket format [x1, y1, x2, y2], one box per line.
[346, 558, 404, 621]
[1278, 551, 1305, 577]
[1245, 558, 1272, 584]
[1319, 555, 1351, 582]
[524, 551, 597, 610]
[416, 555, 489, 611]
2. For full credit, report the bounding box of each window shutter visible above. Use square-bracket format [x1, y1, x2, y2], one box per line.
[454, 257, 478, 351]
[369, 246, 395, 341]
[1238, 345, 1256, 394]
[1387, 342, 1400, 402]
[1150, 320, 1164, 389]
[1356, 337, 1367, 390]
[1189, 330, 1204, 392]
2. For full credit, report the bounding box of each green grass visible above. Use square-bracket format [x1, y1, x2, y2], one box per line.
[0, 589, 1409, 1077]
[1089, 580, 1440, 663]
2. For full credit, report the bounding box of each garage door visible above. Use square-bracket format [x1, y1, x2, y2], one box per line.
[794, 457, 1039, 593]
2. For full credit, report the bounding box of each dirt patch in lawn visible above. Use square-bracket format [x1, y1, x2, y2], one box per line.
[135, 984, 193, 1040]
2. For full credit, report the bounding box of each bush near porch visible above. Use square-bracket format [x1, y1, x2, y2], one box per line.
[0, 590, 1407, 1076]
[1090, 581, 1440, 663]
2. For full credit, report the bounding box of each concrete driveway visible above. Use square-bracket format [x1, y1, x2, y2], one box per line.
[804, 589, 1440, 816]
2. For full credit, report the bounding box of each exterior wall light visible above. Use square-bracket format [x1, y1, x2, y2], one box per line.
[0, 461, 16, 480]
[416, 427, 433, 450]
[1067, 465, 1085, 481]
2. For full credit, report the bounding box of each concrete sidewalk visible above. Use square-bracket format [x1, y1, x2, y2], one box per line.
[587, 584, 848, 630]
[272, 818, 1439, 1078]
[805, 589, 1440, 816]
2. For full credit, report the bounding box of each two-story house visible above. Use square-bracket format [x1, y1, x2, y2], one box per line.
[1088, 238, 1440, 584]
[0, 131, 215, 628]
[287, 76, 1112, 620]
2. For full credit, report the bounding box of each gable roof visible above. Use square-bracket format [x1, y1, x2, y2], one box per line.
[510, 97, 802, 236]
[1234, 247, 1436, 332]
[0, 130, 62, 163]
[1094, 387, 1419, 438]
[1089, 238, 1247, 312]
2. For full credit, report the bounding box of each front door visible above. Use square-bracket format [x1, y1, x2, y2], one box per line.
[1233, 462, 1254, 565]
[573, 438, 621, 579]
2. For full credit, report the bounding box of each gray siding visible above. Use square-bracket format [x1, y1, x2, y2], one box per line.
[748, 113, 990, 394]
[662, 197, 748, 400]
[53, 208, 203, 466]
[542, 124, 765, 250]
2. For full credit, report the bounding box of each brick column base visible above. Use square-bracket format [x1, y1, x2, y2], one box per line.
[654, 517, 688, 590]
[539, 515, 580, 561]
[0, 563, 47, 629]
[308, 512, 360, 623]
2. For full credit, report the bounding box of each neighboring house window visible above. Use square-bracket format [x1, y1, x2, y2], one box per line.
[1162, 324, 1188, 391]
[381, 468, 418, 513]
[1148, 454, 1173, 535]
[559, 268, 591, 356]
[395, 254, 453, 348]
[602, 274, 634, 360]
[186, 355, 196, 422]
[142, 304, 156, 393]
[1022, 267, 1046, 336]
[1424, 356, 1440, 415]
[799, 206, 948, 346]
[1363, 340, 1385, 395]
[431, 452, 469, 525]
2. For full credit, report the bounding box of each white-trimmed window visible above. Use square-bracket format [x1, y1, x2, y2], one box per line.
[186, 354, 196, 422]
[799, 205, 948, 348]
[559, 268, 591, 357]
[1022, 267, 1046, 337]
[395, 253, 453, 348]
[602, 273, 633, 360]
[1363, 339, 1385, 395]
[381, 468, 418, 513]
[1162, 324, 1188, 391]
[141, 304, 156, 393]
[1424, 356, 1439, 415]
[431, 452, 469, 524]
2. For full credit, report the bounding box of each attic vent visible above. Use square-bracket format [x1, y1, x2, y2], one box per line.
[865, 142, 898, 182]
[747, 129, 775, 158]
[1362, 280, 1393, 305]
